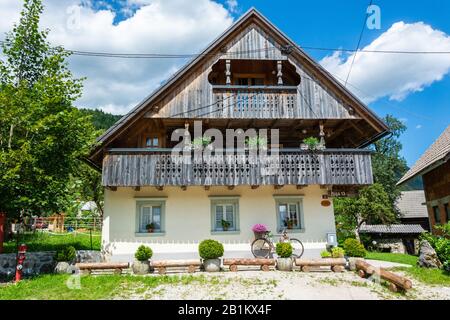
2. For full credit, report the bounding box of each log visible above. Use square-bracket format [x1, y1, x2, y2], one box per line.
[332, 265, 345, 273]
[229, 265, 238, 272]
[223, 258, 275, 266]
[157, 266, 166, 274]
[260, 265, 270, 272]
[355, 260, 412, 291]
[358, 270, 366, 278]
[295, 258, 346, 267]
[301, 266, 311, 272]
[150, 260, 201, 268]
[187, 265, 197, 273]
[75, 262, 129, 270]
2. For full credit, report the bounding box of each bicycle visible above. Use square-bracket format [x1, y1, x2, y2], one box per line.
[251, 229, 304, 258]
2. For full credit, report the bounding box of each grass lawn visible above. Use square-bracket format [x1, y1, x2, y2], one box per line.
[3, 232, 101, 253]
[0, 274, 215, 300]
[366, 252, 418, 266]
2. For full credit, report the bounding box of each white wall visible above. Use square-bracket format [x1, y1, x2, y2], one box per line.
[102, 185, 336, 257]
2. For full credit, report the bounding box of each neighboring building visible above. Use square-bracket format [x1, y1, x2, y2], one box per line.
[398, 125, 450, 233]
[395, 191, 430, 231]
[359, 224, 425, 255]
[87, 9, 388, 260]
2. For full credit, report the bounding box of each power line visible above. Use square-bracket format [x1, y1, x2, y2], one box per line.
[345, 0, 373, 86]
[2, 39, 450, 58]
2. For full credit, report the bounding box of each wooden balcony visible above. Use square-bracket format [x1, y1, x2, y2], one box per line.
[102, 149, 373, 187]
[212, 86, 297, 118]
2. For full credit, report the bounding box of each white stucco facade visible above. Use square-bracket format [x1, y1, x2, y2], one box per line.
[102, 185, 336, 260]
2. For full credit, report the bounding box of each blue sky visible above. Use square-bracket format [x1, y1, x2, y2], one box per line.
[1, 0, 449, 167]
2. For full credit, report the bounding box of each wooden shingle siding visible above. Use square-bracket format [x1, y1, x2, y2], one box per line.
[102, 150, 373, 187]
[154, 24, 357, 120]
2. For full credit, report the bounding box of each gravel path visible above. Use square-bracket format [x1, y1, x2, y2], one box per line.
[112, 269, 450, 300]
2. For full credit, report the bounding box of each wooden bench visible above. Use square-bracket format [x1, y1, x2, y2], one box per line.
[75, 262, 129, 274]
[223, 258, 275, 272]
[150, 259, 202, 274]
[294, 258, 346, 272]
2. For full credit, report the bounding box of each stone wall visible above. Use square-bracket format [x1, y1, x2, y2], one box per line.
[0, 250, 104, 280]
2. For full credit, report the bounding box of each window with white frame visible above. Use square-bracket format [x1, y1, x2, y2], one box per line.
[210, 198, 239, 232]
[274, 197, 304, 231]
[136, 200, 165, 233]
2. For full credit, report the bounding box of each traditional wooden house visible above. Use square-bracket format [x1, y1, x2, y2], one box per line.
[87, 9, 388, 259]
[398, 124, 450, 233]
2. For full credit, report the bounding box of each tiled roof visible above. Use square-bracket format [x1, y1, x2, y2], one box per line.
[398, 124, 450, 184]
[395, 191, 428, 219]
[359, 224, 426, 234]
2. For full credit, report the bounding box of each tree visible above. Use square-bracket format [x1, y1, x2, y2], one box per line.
[370, 115, 409, 209]
[0, 0, 96, 217]
[334, 184, 397, 241]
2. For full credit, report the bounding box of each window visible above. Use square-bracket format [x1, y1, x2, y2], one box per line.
[433, 206, 441, 224]
[136, 200, 165, 233]
[445, 203, 450, 222]
[210, 197, 239, 233]
[274, 196, 304, 231]
[146, 136, 159, 148]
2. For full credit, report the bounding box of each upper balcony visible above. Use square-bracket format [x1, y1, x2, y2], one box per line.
[101, 148, 373, 188]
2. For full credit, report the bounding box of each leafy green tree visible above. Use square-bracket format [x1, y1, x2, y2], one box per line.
[370, 115, 409, 208]
[334, 184, 397, 241]
[0, 0, 96, 217]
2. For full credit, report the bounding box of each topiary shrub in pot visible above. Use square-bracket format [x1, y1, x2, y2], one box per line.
[132, 245, 153, 275]
[343, 238, 367, 257]
[54, 246, 77, 274]
[276, 242, 293, 271]
[199, 239, 224, 272]
[320, 250, 332, 258]
[331, 246, 345, 258]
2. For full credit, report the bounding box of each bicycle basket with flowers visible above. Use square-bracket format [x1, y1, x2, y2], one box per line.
[252, 224, 268, 239]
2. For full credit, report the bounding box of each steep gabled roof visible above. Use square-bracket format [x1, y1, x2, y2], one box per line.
[395, 191, 428, 219]
[398, 124, 450, 185]
[89, 8, 388, 161]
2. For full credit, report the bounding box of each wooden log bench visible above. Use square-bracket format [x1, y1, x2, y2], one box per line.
[355, 260, 412, 292]
[150, 260, 202, 274]
[223, 258, 275, 272]
[294, 258, 346, 272]
[75, 262, 129, 274]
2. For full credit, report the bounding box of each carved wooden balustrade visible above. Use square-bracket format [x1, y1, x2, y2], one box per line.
[102, 149, 373, 187]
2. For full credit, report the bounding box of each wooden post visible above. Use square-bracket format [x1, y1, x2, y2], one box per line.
[277, 60, 283, 85]
[225, 60, 231, 85]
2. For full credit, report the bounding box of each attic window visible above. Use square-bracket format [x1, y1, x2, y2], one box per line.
[146, 137, 159, 148]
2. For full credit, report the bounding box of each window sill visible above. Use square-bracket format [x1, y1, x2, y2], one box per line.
[135, 232, 165, 237]
[211, 230, 240, 235]
[278, 228, 305, 233]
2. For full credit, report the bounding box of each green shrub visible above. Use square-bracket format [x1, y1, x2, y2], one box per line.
[343, 238, 367, 257]
[421, 223, 450, 265]
[302, 137, 320, 150]
[276, 242, 293, 258]
[198, 239, 224, 260]
[320, 250, 331, 258]
[134, 245, 153, 261]
[55, 246, 76, 262]
[331, 246, 345, 258]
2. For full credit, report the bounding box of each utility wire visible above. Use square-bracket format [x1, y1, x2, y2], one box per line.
[2, 39, 450, 58]
[344, 0, 373, 86]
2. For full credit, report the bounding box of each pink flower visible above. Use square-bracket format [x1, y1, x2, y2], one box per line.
[252, 224, 267, 233]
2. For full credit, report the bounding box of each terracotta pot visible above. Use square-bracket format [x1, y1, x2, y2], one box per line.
[147, 229, 154, 233]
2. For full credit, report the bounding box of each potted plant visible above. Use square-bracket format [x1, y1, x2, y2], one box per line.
[276, 242, 293, 271]
[331, 246, 345, 258]
[302, 137, 320, 151]
[252, 224, 268, 239]
[245, 136, 268, 151]
[199, 239, 224, 272]
[132, 245, 153, 275]
[192, 136, 212, 151]
[146, 223, 155, 233]
[320, 250, 332, 259]
[54, 246, 77, 274]
[221, 219, 231, 231]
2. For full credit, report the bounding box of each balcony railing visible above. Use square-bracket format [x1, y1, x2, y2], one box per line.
[102, 149, 373, 187]
[212, 86, 297, 118]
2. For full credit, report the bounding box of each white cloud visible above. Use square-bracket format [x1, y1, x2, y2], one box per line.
[226, 0, 238, 13]
[416, 124, 422, 129]
[0, 0, 234, 114]
[320, 22, 450, 104]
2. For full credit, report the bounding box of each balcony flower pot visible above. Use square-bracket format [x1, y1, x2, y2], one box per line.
[203, 258, 221, 272]
[132, 260, 150, 275]
[276, 257, 293, 271]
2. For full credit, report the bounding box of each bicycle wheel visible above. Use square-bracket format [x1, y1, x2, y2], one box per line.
[251, 238, 272, 258]
[289, 238, 304, 258]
